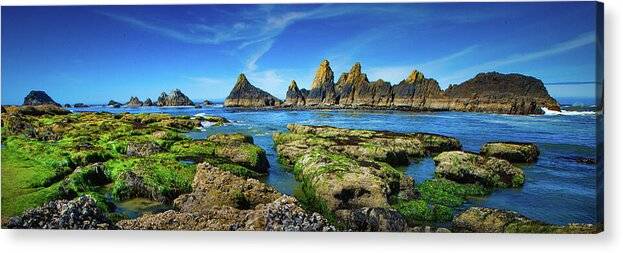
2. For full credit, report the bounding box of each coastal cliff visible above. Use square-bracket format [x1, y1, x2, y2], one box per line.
[224, 74, 282, 107]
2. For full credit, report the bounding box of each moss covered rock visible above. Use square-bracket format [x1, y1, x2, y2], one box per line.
[433, 151, 524, 188]
[453, 207, 601, 233]
[480, 142, 539, 163]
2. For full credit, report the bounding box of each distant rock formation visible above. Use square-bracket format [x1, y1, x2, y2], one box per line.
[23, 91, 61, 107]
[443, 72, 561, 114]
[224, 74, 282, 107]
[108, 100, 122, 108]
[64, 104, 72, 108]
[143, 98, 154, 106]
[203, 100, 213, 106]
[306, 60, 337, 106]
[157, 89, 194, 106]
[73, 103, 89, 108]
[126, 96, 143, 107]
[274, 60, 561, 114]
[283, 80, 305, 107]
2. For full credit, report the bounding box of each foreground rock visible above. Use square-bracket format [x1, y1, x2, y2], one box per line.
[118, 163, 334, 231]
[156, 89, 194, 106]
[274, 124, 461, 166]
[208, 133, 269, 173]
[480, 142, 539, 163]
[453, 207, 601, 233]
[2, 104, 70, 116]
[5, 196, 116, 229]
[434, 151, 524, 188]
[335, 207, 408, 232]
[22, 90, 61, 107]
[173, 163, 281, 211]
[224, 74, 282, 107]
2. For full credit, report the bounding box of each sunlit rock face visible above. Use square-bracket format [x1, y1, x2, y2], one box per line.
[224, 74, 282, 107]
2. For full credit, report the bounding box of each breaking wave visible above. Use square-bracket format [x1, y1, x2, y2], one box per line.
[541, 107, 595, 116]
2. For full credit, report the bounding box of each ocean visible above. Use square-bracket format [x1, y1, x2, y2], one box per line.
[71, 104, 600, 225]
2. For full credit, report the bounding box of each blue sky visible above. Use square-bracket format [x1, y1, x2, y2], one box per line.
[1, 2, 600, 105]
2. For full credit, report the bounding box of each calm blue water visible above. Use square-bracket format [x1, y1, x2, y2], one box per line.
[72, 105, 600, 225]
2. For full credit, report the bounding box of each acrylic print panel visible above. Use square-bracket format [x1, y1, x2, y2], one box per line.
[0, 2, 604, 233]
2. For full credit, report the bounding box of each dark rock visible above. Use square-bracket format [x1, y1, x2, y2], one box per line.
[5, 196, 116, 229]
[64, 103, 72, 108]
[224, 74, 282, 107]
[143, 98, 154, 106]
[126, 96, 143, 107]
[283, 80, 306, 106]
[334, 63, 372, 106]
[73, 103, 89, 108]
[336, 207, 408, 232]
[23, 90, 61, 107]
[391, 70, 445, 108]
[434, 151, 524, 188]
[156, 89, 194, 106]
[203, 100, 213, 106]
[445, 72, 561, 114]
[108, 100, 122, 108]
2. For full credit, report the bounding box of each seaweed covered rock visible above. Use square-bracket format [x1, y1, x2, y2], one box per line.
[173, 163, 281, 212]
[335, 207, 408, 232]
[126, 142, 162, 157]
[274, 124, 460, 166]
[22, 90, 61, 107]
[2, 104, 70, 116]
[156, 89, 194, 106]
[293, 149, 409, 211]
[224, 74, 282, 107]
[480, 142, 539, 163]
[208, 133, 269, 173]
[453, 207, 601, 233]
[5, 196, 116, 229]
[433, 151, 524, 188]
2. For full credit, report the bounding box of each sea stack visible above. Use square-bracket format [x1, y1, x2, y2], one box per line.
[224, 74, 282, 107]
[444, 72, 561, 114]
[23, 90, 61, 107]
[143, 98, 154, 106]
[391, 69, 445, 109]
[156, 89, 194, 106]
[306, 60, 337, 106]
[334, 62, 370, 106]
[126, 96, 143, 107]
[283, 80, 306, 107]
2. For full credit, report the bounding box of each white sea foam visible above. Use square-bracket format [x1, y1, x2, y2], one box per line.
[541, 107, 595, 116]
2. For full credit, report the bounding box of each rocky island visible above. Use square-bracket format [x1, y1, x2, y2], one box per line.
[225, 60, 561, 115]
[224, 74, 282, 107]
[156, 89, 194, 106]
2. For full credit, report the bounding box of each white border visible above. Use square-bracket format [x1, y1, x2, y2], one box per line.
[1, 1, 620, 252]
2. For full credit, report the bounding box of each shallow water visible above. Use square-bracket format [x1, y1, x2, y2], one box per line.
[72, 105, 600, 225]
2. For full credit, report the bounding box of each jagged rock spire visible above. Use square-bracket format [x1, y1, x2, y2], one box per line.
[311, 59, 334, 89]
[405, 69, 425, 83]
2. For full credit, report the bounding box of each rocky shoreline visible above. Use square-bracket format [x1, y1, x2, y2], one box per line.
[225, 60, 561, 115]
[1, 91, 599, 233]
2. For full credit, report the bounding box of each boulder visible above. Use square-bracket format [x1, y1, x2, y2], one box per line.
[335, 207, 408, 232]
[453, 207, 601, 233]
[283, 80, 306, 106]
[224, 74, 282, 107]
[126, 96, 143, 107]
[433, 151, 524, 188]
[480, 142, 539, 163]
[22, 90, 61, 107]
[173, 163, 281, 212]
[5, 196, 116, 229]
[306, 59, 337, 106]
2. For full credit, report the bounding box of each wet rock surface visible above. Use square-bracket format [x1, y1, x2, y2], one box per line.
[453, 207, 601, 233]
[434, 151, 524, 188]
[480, 142, 539, 163]
[335, 207, 408, 232]
[5, 196, 116, 229]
